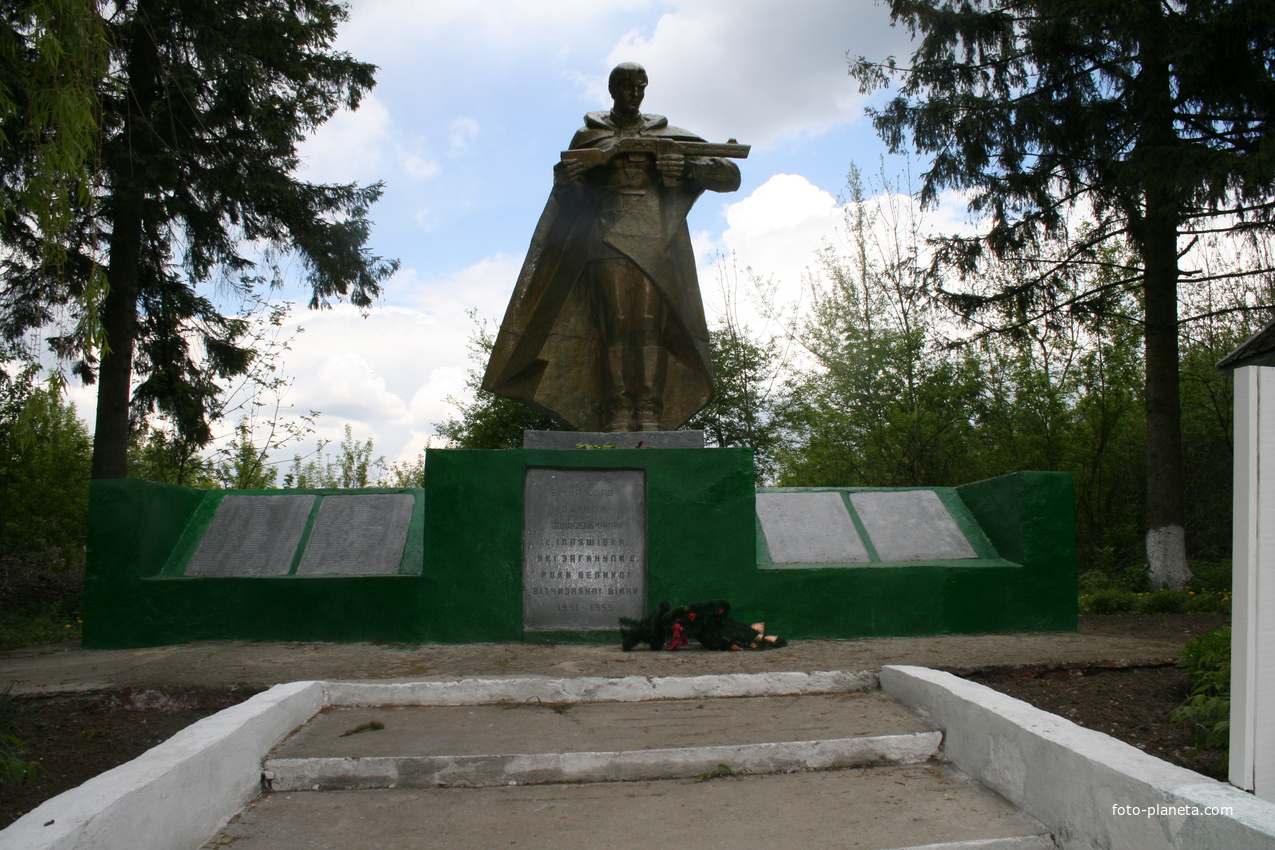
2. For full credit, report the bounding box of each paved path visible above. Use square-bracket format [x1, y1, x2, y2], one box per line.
[0, 628, 1182, 696]
[2, 628, 1192, 850]
[209, 765, 1055, 850]
[205, 683, 1056, 849]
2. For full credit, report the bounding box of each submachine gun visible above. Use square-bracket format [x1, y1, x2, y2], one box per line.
[561, 137, 750, 186]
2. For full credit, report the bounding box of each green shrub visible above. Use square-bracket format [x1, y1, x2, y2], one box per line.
[1079, 588, 1139, 614]
[1136, 588, 1191, 614]
[1184, 591, 1232, 615]
[1179, 627, 1231, 685]
[1187, 560, 1231, 594]
[1078, 585, 1231, 616]
[0, 596, 82, 649]
[0, 683, 40, 785]
[1077, 569, 1112, 596]
[1114, 565, 1151, 593]
[1171, 628, 1231, 755]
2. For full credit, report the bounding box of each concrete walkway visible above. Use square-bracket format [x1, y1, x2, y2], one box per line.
[0, 629, 1183, 696]
[211, 766, 1054, 850]
[0, 628, 1184, 850]
[7, 628, 1272, 850]
[208, 686, 1054, 850]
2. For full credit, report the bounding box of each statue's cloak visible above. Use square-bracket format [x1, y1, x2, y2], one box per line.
[482, 111, 735, 431]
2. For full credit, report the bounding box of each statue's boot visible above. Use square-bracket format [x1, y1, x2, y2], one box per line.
[637, 344, 667, 431]
[604, 345, 633, 432]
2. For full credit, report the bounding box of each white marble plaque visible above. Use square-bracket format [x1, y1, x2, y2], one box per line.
[295, 494, 415, 576]
[756, 491, 870, 563]
[850, 490, 978, 561]
[523, 468, 646, 629]
[186, 494, 314, 576]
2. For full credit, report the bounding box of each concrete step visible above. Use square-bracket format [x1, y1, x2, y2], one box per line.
[201, 684, 1059, 849]
[264, 692, 941, 790]
[211, 765, 1056, 850]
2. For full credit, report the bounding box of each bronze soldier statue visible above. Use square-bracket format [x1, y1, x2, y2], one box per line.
[483, 62, 747, 432]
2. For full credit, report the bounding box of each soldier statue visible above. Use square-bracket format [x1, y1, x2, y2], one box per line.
[483, 62, 746, 432]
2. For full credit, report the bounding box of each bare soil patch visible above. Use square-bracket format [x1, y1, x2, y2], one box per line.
[0, 686, 263, 828]
[964, 612, 1229, 780]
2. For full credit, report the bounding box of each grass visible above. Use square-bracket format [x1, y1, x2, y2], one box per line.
[1077, 565, 1231, 615]
[0, 597, 82, 649]
[1171, 627, 1231, 766]
[0, 684, 41, 785]
[340, 720, 386, 737]
[694, 763, 736, 782]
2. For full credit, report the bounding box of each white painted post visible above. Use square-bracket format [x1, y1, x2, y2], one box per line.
[1231, 364, 1275, 802]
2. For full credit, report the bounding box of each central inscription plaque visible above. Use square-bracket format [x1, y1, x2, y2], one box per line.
[523, 467, 646, 630]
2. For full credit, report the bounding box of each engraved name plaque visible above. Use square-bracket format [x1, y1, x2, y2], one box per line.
[523, 468, 646, 630]
[295, 493, 414, 576]
[186, 494, 315, 577]
[850, 490, 978, 561]
[757, 491, 870, 563]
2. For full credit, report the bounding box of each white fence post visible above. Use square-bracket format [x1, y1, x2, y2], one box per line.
[1232, 364, 1275, 802]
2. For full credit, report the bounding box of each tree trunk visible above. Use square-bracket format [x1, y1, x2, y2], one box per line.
[89, 2, 159, 480]
[1142, 200, 1189, 589]
[1137, 4, 1189, 588]
[89, 198, 143, 479]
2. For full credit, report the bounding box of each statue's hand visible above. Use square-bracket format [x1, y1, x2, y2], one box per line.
[554, 159, 587, 185]
[656, 152, 686, 183]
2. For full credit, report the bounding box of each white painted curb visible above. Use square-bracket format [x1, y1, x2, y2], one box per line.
[883, 837, 1056, 850]
[880, 665, 1275, 850]
[265, 731, 941, 790]
[0, 681, 324, 850]
[323, 669, 877, 706]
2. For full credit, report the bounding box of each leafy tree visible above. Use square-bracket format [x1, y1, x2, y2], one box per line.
[381, 453, 426, 488]
[189, 295, 317, 487]
[125, 296, 316, 488]
[0, 356, 91, 611]
[851, 0, 1275, 586]
[776, 169, 985, 487]
[1176, 266, 1275, 563]
[127, 422, 213, 487]
[283, 424, 384, 489]
[210, 418, 278, 489]
[687, 320, 785, 483]
[0, 0, 107, 326]
[1, 0, 397, 482]
[434, 313, 566, 449]
[967, 291, 1148, 572]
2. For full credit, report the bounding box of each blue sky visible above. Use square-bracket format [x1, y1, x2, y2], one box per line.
[73, 0, 963, 466]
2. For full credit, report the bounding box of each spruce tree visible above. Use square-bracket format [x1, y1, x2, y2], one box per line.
[2, 0, 397, 479]
[852, 0, 1275, 586]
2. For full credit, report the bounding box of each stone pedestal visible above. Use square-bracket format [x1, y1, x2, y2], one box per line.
[522, 430, 705, 449]
[422, 446, 757, 640]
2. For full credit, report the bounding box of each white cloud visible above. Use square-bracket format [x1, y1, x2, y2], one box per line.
[401, 153, 441, 179]
[314, 351, 406, 421]
[331, 2, 912, 153]
[297, 94, 392, 183]
[413, 209, 440, 233]
[335, 0, 657, 60]
[603, 0, 913, 147]
[265, 256, 521, 462]
[696, 172, 980, 340]
[447, 117, 481, 155]
[701, 174, 843, 329]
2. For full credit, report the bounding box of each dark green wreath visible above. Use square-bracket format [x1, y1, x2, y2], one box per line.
[619, 600, 787, 651]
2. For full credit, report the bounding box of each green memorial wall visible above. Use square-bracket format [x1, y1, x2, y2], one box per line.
[82, 448, 1076, 648]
